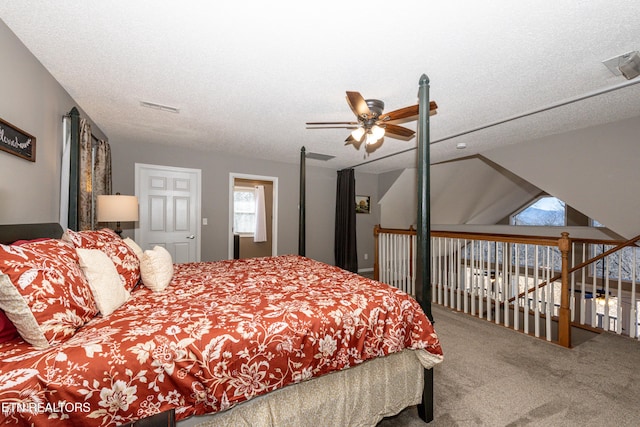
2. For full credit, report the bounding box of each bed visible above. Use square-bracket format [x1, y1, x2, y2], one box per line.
[0, 73, 439, 426]
[0, 223, 442, 426]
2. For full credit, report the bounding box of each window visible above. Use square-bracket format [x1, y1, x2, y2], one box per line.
[511, 196, 565, 226]
[233, 187, 256, 234]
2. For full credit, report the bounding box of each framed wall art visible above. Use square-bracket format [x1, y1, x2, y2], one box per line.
[355, 195, 370, 214]
[0, 117, 36, 162]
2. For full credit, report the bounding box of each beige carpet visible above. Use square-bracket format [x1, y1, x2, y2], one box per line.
[378, 304, 640, 426]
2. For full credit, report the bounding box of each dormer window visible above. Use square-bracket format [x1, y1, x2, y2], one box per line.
[510, 196, 566, 226]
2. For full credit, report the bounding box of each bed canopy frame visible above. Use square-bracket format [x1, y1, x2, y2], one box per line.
[298, 74, 435, 422]
[0, 74, 436, 425]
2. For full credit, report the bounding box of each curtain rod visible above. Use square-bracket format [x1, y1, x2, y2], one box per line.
[346, 78, 640, 170]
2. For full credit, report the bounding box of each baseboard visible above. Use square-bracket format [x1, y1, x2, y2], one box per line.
[358, 267, 373, 273]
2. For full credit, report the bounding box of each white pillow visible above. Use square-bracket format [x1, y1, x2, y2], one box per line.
[0, 274, 49, 349]
[76, 248, 131, 316]
[139, 246, 174, 292]
[123, 237, 144, 259]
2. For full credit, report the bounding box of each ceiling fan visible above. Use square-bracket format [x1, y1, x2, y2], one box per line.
[306, 91, 438, 152]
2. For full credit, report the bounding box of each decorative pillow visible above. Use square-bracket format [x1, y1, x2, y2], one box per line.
[0, 240, 98, 347]
[123, 237, 144, 259]
[0, 307, 18, 344]
[0, 274, 48, 348]
[11, 237, 51, 246]
[140, 246, 174, 292]
[63, 228, 140, 292]
[76, 248, 131, 316]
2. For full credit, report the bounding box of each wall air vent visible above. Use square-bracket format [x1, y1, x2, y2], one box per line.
[306, 152, 335, 161]
[140, 101, 180, 114]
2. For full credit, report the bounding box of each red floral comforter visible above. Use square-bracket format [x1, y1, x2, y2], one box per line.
[0, 255, 442, 426]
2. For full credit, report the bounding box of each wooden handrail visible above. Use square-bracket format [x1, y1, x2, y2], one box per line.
[509, 233, 640, 302]
[432, 231, 559, 247]
[375, 225, 561, 247]
[374, 224, 416, 236]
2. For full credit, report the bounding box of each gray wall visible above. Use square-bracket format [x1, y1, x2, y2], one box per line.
[110, 140, 344, 264]
[0, 19, 105, 224]
[111, 139, 380, 268]
[355, 170, 379, 270]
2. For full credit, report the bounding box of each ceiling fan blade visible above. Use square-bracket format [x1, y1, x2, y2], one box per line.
[429, 100, 438, 116]
[384, 124, 415, 141]
[346, 91, 370, 118]
[379, 101, 438, 123]
[307, 126, 358, 129]
[305, 121, 358, 125]
[379, 104, 418, 123]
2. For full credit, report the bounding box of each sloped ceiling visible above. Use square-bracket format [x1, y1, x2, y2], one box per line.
[0, 2, 640, 173]
[378, 158, 540, 227]
[431, 158, 541, 225]
[484, 115, 640, 239]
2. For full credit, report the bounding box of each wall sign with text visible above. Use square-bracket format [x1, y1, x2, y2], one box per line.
[0, 117, 36, 162]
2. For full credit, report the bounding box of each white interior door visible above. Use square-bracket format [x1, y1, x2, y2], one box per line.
[135, 163, 201, 263]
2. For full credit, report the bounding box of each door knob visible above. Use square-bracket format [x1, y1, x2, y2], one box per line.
[186, 235, 195, 239]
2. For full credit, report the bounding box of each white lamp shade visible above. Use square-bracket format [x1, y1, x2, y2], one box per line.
[365, 132, 378, 145]
[351, 127, 365, 141]
[97, 195, 139, 222]
[371, 125, 385, 140]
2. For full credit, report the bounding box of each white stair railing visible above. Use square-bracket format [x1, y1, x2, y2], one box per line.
[569, 238, 640, 338]
[376, 226, 416, 296]
[374, 226, 640, 346]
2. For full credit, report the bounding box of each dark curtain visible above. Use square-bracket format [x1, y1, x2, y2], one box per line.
[78, 118, 93, 231]
[334, 168, 358, 272]
[66, 108, 112, 231]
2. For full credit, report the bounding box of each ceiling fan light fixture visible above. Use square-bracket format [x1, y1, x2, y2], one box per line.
[306, 91, 430, 153]
[371, 125, 385, 140]
[365, 132, 379, 145]
[351, 127, 365, 141]
[365, 99, 385, 116]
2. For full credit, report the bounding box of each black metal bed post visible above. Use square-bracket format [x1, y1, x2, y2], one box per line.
[68, 107, 80, 231]
[298, 147, 306, 256]
[416, 74, 432, 321]
[416, 74, 434, 423]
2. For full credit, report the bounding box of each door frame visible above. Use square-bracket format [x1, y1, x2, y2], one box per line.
[229, 173, 278, 259]
[135, 163, 202, 262]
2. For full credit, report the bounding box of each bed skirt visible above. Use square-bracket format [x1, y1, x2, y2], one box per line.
[178, 348, 435, 427]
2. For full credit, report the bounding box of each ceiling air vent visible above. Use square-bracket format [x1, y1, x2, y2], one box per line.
[602, 51, 640, 80]
[306, 152, 335, 161]
[140, 101, 180, 113]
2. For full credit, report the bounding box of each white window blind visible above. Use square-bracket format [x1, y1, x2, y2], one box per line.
[234, 187, 256, 234]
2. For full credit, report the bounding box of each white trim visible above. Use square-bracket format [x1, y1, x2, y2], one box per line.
[358, 268, 374, 273]
[135, 163, 202, 262]
[229, 173, 278, 259]
[59, 116, 71, 229]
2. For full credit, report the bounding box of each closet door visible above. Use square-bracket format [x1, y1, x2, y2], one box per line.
[135, 163, 201, 263]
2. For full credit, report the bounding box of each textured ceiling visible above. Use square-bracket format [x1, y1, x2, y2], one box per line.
[1, 1, 640, 173]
